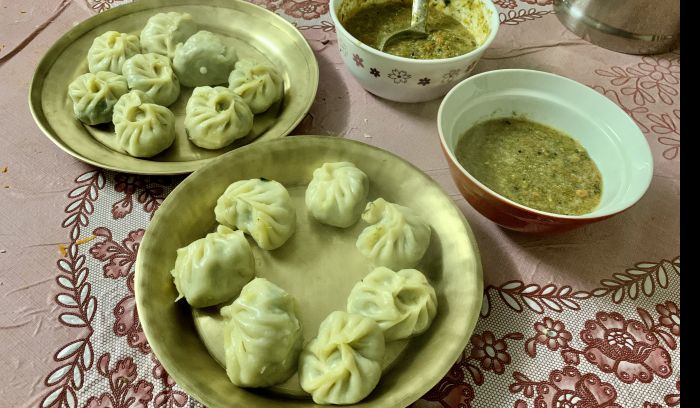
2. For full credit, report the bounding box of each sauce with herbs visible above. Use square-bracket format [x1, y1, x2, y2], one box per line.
[455, 118, 603, 215]
[342, 2, 478, 59]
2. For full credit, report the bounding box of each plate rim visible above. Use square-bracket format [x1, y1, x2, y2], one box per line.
[28, 0, 319, 175]
[135, 135, 484, 407]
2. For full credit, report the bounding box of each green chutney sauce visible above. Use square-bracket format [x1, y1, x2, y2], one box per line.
[455, 118, 603, 215]
[341, 2, 478, 59]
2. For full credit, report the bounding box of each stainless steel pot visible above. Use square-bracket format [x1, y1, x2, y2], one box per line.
[553, 0, 680, 55]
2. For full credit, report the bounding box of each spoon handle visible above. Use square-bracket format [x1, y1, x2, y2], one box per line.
[411, 0, 429, 34]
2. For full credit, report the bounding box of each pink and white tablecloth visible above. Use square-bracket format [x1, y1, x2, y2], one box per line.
[0, 1, 680, 407]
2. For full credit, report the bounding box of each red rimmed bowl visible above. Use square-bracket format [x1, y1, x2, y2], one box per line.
[437, 69, 654, 234]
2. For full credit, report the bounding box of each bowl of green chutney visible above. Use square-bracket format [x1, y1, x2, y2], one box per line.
[330, 0, 499, 103]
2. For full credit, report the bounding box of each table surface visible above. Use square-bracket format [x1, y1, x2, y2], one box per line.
[0, 1, 680, 407]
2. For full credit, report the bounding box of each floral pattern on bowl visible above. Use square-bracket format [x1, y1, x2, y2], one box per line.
[339, 54, 479, 89]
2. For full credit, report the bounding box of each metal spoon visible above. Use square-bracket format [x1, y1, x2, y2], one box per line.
[379, 0, 429, 52]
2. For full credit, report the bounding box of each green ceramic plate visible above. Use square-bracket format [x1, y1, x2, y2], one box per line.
[29, 0, 318, 175]
[136, 136, 483, 407]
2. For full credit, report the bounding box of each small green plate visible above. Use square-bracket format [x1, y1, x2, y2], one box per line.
[29, 0, 319, 175]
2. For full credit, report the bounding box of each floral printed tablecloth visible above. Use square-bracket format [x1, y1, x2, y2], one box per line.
[0, 0, 680, 407]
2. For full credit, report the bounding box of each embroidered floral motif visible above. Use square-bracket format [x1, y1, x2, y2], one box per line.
[647, 110, 680, 160]
[112, 174, 170, 220]
[638, 57, 680, 85]
[90, 228, 150, 353]
[282, 0, 329, 20]
[525, 317, 573, 357]
[579, 312, 672, 383]
[152, 356, 189, 407]
[469, 331, 522, 374]
[84, 355, 153, 408]
[412, 360, 475, 408]
[494, 0, 517, 9]
[88, 0, 117, 13]
[595, 57, 680, 106]
[656, 301, 680, 336]
[510, 366, 622, 408]
[89, 228, 143, 279]
[113, 275, 150, 354]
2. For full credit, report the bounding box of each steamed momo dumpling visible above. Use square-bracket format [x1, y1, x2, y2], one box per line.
[221, 278, 303, 387]
[140, 12, 197, 59]
[112, 90, 175, 157]
[68, 71, 128, 125]
[228, 59, 283, 114]
[170, 225, 254, 308]
[87, 31, 140, 74]
[299, 311, 385, 405]
[305, 162, 369, 228]
[215, 178, 296, 250]
[185, 86, 253, 149]
[347, 267, 437, 342]
[173, 31, 237, 87]
[356, 198, 431, 270]
[122, 53, 180, 106]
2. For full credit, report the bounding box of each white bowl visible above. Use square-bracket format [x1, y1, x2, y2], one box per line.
[330, 0, 500, 103]
[437, 69, 654, 233]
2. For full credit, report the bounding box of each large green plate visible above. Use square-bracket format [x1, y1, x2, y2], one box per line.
[136, 136, 483, 407]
